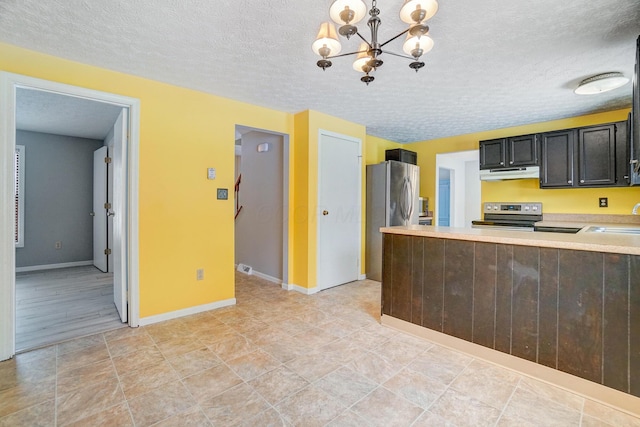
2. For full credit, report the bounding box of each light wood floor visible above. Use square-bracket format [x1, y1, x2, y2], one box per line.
[15, 265, 125, 352]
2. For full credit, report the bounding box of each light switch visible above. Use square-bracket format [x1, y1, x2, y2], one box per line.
[207, 168, 216, 180]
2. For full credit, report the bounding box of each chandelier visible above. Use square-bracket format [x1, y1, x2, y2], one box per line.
[312, 0, 438, 85]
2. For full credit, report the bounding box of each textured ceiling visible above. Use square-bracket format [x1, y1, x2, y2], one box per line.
[16, 88, 123, 140]
[1, 0, 639, 143]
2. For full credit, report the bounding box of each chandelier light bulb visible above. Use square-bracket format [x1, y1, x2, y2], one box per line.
[312, 22, 342, 57]
[399, 0, 439, 24]
[403, 33, 434, 58]
[329, 0, 367, 25]
[353, 43, 373, 72]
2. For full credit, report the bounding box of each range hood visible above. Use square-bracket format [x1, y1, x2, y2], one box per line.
[479, 166, 540, 181]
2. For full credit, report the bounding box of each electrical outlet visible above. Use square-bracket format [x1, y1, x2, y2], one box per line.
[217, 188, 228, 200]
[599, 197, 608, 208]
[54, 241, 62, 249]
[196, 268, 204, 280]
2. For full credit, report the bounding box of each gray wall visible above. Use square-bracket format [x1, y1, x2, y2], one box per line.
[235, 131, 283, 280]
[16, 130, 104, 268]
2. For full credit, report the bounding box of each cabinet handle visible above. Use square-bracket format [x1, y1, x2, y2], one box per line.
[580, 179, 584, 183]
[568, 180, 572, 184]
[500, 162, 504, 165]
[509, 161, 514, 164]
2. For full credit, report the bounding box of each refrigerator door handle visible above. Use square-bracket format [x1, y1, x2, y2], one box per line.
[400, 177, 414, 222]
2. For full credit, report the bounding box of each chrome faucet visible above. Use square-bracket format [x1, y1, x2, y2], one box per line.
[633, 203, 640, 215]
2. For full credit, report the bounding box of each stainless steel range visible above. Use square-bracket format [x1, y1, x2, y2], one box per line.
[471, 202, 542, 231]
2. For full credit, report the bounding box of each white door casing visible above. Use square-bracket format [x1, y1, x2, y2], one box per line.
[0, 72, 140, 361]
[112, 109, 127, 322]
[93, 146, 109, 272]
[317, 130, 361, 291]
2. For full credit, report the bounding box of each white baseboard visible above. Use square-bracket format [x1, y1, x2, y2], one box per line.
[15, 260, 94, 273]
[139, 298, 236, 326]
[281, 283, 318, 295]
[252, 270, 281, 284]
[358, 274, 366, 280]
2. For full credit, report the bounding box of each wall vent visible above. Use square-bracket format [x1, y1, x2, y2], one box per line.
[236, 263, 253, 275]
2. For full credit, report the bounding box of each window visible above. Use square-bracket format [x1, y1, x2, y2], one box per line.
[15, 145, 24, 248]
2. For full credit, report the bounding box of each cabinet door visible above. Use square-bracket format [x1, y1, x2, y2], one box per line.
[540, 130, 575, 188]
[479, 138, 507, 169]
[509, 134, 538, 166]
[615, 121, 629, 186]
[578, 125, 615, 186]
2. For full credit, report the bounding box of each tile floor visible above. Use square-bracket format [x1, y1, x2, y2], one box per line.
[1, 273, 639, 426]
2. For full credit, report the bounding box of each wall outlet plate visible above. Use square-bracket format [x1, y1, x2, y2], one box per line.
[599, 197, 608, 208]
[217, 188, 228, 200]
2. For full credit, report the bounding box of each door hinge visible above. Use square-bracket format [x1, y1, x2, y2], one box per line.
[104, 202, 112, 209]
[104, 248, 112, 255]
[104, 157, 112, 163]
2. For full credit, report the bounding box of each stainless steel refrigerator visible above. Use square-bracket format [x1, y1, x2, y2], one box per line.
[366, 160, 420, 281]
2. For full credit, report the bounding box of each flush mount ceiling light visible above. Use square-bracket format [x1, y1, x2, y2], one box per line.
[312, 0, 438, 85]
[574, 72, 630, 95]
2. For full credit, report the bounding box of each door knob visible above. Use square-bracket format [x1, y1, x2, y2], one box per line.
[322, 210, 329, 216]
[107, 211, 115, 217]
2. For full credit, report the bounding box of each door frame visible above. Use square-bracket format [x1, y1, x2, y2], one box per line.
[0, 72, 141, 360]
[316, 129, 362, 291]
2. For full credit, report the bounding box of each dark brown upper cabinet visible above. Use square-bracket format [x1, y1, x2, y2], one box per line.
[480, 134, 538, 170]
[540, 121, 628, 188]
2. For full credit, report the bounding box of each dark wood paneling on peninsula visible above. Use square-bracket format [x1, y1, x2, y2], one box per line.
[381, 235, 639, 398]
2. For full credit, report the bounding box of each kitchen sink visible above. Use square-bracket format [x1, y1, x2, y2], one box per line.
[584, 226, 640, 235]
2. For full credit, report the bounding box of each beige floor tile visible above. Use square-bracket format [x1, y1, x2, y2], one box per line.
[275, 385, 347, 427]
[383, 368, 448, 409]
[351, 386, 424, 427]
[248, 365, 310, 405]
[407, 345, 473, 385]
[127, 381, 195, 427]
[411, 410, 455, 426]
[13, 345, 57, 364]
[347, 350, 404, 384]
[0, 355, 56, 392]
[374, 336, 430, 365]
[102, 325, 149, 342]
[226, 348, 281, 381]
[57, 334, 105, 356]
[56, 359, 117, 395]
[285, 350, 345, 383]
[111, 345, 165, 376]
[325, 410, 371, 427]
[56, 377, 124, 426]
[153, 405, 212, 427]
[314, 366, 377, 407]
[64, 402, 133, 427]
[582, 399, 640, 427]
[183, 364, 243, 403]
[155, 336, 204, 359]
[167, 347, 221, 378]
[502, 386, 582, 426]
[206, 333, 257, 362]
[118, 360, 180, 399]
[0, 377, 56, 418]
[580, 414, 618, 427]
[0, 399, 54, 427]
[56, 342, 110, 373]
[449, 359, 521, 410]
[292, 327, 338, 348]
[239, 407, 288, 427]
[495, 413, 540, 427]
[428, 388, 503, 427]
[106, 333, 155, 358]
[144, 320, 191, 344]
[200, 383, 270, 425]
[518, 376, 585, 411]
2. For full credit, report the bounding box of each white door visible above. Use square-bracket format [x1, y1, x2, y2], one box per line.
[93, 147, 108, 272]
[317, 131, 361, 290]
[112, 109, 128, 322]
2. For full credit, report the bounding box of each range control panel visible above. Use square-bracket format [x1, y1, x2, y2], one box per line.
[482, 202, 543, 215]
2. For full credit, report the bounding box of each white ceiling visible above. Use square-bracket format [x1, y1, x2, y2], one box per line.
[1, 0, 639, 143]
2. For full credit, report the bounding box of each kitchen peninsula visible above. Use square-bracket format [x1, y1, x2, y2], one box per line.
[380, 224, 640, 415]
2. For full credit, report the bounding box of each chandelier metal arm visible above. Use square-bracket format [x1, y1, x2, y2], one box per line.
[379, 28, 411, 48]
[355, 31, 371, 47]
[379, 49, 418, 61]
[324, 49, 368, 60]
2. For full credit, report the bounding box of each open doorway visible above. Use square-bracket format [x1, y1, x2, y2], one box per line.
[435, 150, 481, 227]
[0, 72, 140, 360]
[234, 126, 289, 288]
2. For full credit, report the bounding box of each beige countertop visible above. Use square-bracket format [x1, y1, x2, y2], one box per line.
[380, 224, 640, 255]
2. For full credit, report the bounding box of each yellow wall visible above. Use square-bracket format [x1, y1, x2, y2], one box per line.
[0, 42, 295, 317]
[365, 135, 402, 165]
[410, 109, 640, 215]
[292, 110, 367, 289]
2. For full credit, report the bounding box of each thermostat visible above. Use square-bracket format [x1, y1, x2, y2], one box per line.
[207, 168, 216, 180]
